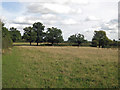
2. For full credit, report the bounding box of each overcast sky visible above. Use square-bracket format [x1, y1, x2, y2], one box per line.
[0, 0, 119, 41]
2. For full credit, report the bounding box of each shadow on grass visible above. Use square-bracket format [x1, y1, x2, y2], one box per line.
[13, 43, 94, 47]
[13, 43, 74, 47]
[13, 44, 38, 46]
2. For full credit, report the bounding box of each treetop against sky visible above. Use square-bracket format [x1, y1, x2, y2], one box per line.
[0, 0, 118, 41]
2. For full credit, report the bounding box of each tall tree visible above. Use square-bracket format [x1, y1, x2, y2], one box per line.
[33, 22, 45, 46]
[46, 27, 64, 45]
[9, 27, 21, 42]
[23, 27, 36, 45]
[92, 30, 111, 48]
[68, 33, 85, 46]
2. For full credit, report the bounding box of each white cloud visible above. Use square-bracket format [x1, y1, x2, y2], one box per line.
[26, 3, 49, 14]
[101, 23, 117, 30]
[18, 0, 89, 4]
[41, 14, 57, 20]
[12, 16, 43, 25]
[85, 19, 118, 40]
[85, 16, 100, 21]
[26, 3, 82, 14]
[101, 19, 118, 30]
[0, 15, 7, 22]
[70, 0, 89, 4]
[1, 0, 118, 41]
[12, 15, 78, 26]
[62, 19, 77, 25]
[12, 15, 60, 26]
[43, 3, 72, 14]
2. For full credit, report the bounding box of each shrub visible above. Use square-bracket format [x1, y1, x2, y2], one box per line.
[2, 24, 13, 49]
[2, 36, 12, 49]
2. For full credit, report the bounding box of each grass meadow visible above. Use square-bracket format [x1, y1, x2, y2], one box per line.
[2, 45, 118, 88]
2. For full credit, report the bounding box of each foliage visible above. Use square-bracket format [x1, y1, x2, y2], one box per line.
[92, 40, 98, 47]
[33, 22, 45, 46]
[68, 33, 85, 46]
[2, 23, 12, 49]
[23, 27, 36, 45]
[92, 31, 111, 48]
[46, 27, 64, 45]
[110, 39, 118, 46]
[9, 27, 21, 42]
[68, 34, 76, 43]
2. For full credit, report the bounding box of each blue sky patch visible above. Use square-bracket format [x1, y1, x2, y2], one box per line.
[2, 2, 22, 13]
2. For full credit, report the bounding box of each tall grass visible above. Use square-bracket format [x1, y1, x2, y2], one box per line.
[2, 46, 118, 88]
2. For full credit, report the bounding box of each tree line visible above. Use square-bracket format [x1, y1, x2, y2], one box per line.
[1, 21, 119, 49]
[22, 22, 64, 46]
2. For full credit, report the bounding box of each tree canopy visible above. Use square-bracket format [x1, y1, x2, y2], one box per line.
[46, 27, 63, 45]
[33, 22, 45, 46]
[23, 26, 36, 45]
[92, 31, 111, 48]
[9, 27, 21, 42]
[68, 33, 85, 46]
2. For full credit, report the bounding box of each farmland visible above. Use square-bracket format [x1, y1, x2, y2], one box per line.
[2, 46, 118, 88]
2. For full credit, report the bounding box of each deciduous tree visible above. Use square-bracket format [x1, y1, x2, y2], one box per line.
[23, 27, 36, 45]
[68, 33, 85, 46]
[9, 27, 21, 42]
[33, 22, 45, 46]
[92, 31, 111, 48]
[46, 27, 63, 45]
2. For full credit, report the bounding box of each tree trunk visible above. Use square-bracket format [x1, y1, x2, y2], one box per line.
[52, 42, 54, 46]
[102, 45, 104, 48]
[37, 42, 38, 46]
[30, 42, 31, 46]
[99, 44, 100, 48]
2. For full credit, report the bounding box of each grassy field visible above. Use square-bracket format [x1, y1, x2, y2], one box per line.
[2, 46, 118, 88]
